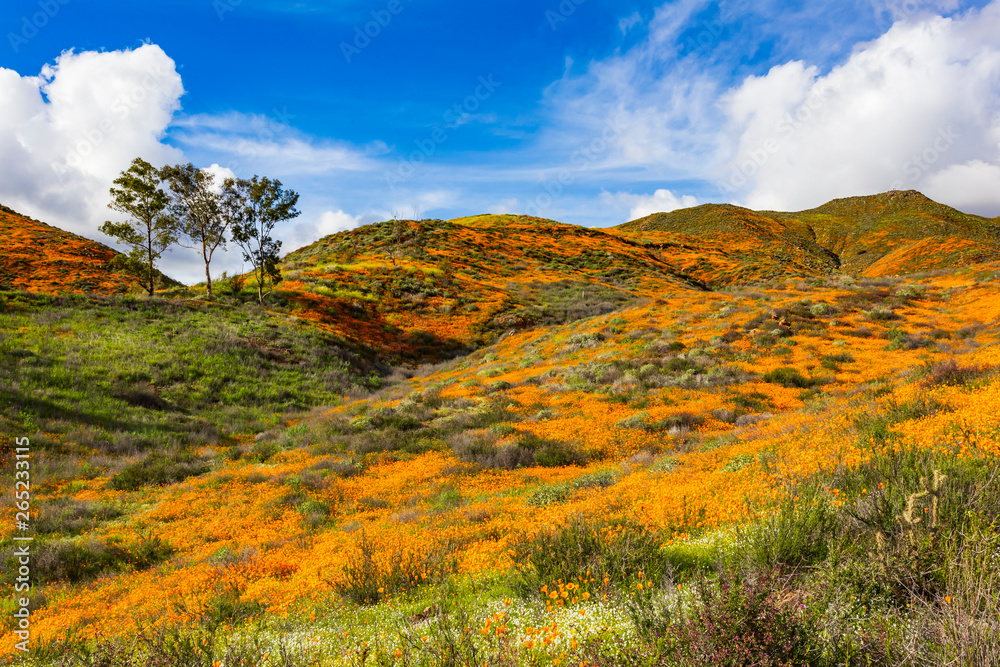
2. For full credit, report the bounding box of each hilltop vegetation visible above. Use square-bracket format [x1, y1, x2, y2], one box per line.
[0, 205, 176, 295]
[618, 190, 1000, 286]
[1, 192, 1000, 665]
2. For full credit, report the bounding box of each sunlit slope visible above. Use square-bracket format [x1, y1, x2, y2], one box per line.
[7, 264, 1000, 653]
[616, 190, 1000, 285]
[277, 216, 707, 358]
[614, 203, 842, 286]
[0, 204, 171, 295]
[781, 190, 1000, 275]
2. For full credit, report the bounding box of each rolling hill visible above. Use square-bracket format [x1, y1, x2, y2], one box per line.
[2, 191, 1000, 665]
[616, 190, 1000, 286]
[0, 204, 176, 295]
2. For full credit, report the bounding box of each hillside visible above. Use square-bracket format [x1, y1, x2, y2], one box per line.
[617, 190, 1000, 286]
[0, 204, 175, 295]
[272, 215, 705, 361]
[2, 192, 1000, 664]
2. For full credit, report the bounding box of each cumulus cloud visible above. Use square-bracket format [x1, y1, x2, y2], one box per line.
[723, 2, 1000, 212]
[0, 44, 185, 235]
[604, 189, 699, 221]
[0, 46, 380, 284]
[201, 163, 237, 192]
[545, 0, 1000, 216]
[923, 161, 1000, 215]
[284, 209, 364, 252]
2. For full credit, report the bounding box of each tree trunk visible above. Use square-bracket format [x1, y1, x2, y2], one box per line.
[203, 243, 213, 298]
[147, 225, 155, 296]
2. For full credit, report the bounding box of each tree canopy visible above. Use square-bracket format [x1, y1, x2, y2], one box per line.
[99, 157, 177, 296]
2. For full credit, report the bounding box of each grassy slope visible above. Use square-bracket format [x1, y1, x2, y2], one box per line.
[2, 194, 1000, 664]
[0, 292, 385, 493]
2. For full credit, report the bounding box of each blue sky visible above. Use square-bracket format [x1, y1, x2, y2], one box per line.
[2, 0, 999, 283]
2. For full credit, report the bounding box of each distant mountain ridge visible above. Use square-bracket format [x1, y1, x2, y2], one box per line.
[616, 190, 1000, 285]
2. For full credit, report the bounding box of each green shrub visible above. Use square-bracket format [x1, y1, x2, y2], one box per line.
[109, 451, 211, 491]
[721, 453, 754, 473]
[615, 411, 650, 429]
[489, 422, 517, 436]
[25, 536, 174, 585]
[820, 352, 854, 370]
[762, 367, 817, 388]
[572, 469, 618, 489]
[250, 440, 282, 463]
[639, 567, 825, 666]
[865, 305, 900, 321]
[526, 484, 571, 507]
[33, 499, 123, 536]
[532, 439, 583, 467]
[336, 532, 459, 605]
[648, 412, 704, 432]
[921, 359, 994, 387]
[511, 517, 669, 598]
[741, 490, 840, 569]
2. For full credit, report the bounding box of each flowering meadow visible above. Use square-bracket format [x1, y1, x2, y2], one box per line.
[2, 193, 1000, 665]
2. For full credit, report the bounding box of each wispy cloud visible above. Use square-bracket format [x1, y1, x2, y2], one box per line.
[169, 112, 386, 177]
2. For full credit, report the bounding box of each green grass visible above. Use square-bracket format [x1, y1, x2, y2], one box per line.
[0, 291, 381, 488]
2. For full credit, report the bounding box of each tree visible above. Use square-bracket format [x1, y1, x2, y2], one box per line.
[161, 163, 228, 298]
[224, 175, 300, 304]
[99, 158, 178, 296]
[385, 218, 410, 266]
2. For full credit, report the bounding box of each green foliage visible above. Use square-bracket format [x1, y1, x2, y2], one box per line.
[11, 535, 174, 585]
[722, 453, 755, 473]
[511, 517, 670, 597]
[528, 435, 584, 467]
[98, 157, 178, 296]
[525, 483, 570, 507]
[921, 359, 995, 387]
[741, 490, 840, 569]
[762, 367, 818, 388]
[249, 440, 281, 463]
[0, 293, 375, 469]
[820, 352, 854, 370]
[635, 567, 826, 667]
[161, 163, 229, 298]
[33, 499, 124, 536]
[335, 532, 459, 605]
[226, 175, 301, 304]
[865, 305, 900, 321]
[109, 450, 211, 491]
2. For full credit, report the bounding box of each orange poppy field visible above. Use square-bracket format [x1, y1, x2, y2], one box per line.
[1, 191, 999, 665]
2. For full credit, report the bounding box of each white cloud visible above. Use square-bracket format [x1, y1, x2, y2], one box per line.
[0, 46, 391, 284]
[544, 0, 1000, 217]
[315, 209, 363, 235]
[923, 160, 1000, 215]
[604, 189, 699, 221]
[170, 112, 383, 177]
[201, 163, 236, 192]
[0, 44, 185, 235]
[721, 1, 1000, 212]
[619, 11, 642, 34]
[284, 209, 364, 253]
